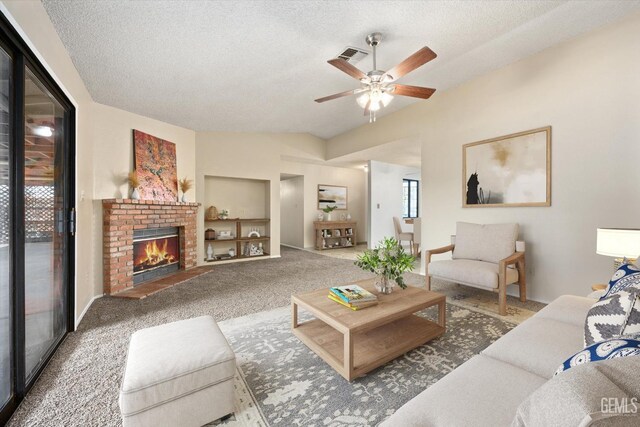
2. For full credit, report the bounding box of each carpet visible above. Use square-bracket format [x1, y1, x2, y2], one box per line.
[210, 301, 517, 427]
[7, 246, 541, 426]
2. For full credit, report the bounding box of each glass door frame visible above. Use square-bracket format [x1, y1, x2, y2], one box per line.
[0, 10, 76, 425]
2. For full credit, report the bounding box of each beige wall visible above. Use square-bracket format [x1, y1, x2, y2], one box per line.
[327, 14, 640, 303]
[91, 102, 196, 298]
[280, 160, 367, 248]
[195, 132, 365, 261]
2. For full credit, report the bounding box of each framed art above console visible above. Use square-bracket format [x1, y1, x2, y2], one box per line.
[318, 184, 348, 210]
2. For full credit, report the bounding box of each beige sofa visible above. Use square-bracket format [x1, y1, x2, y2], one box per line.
[382, 294, 640, 426]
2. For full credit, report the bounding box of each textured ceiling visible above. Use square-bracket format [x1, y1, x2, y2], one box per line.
[42, 0, 640, 139]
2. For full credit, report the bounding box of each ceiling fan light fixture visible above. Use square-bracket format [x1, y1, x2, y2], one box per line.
[356, 91, 370, 108]
[381, 92, 393, 107]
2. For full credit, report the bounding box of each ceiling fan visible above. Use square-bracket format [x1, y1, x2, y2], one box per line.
[315, 32, 437, 122]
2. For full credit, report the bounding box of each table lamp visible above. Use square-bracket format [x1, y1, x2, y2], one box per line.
[596, 228, 640, 270]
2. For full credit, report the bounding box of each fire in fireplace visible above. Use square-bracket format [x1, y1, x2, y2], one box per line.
[134, 237, 179, 273]
[133, 227, 180, 285]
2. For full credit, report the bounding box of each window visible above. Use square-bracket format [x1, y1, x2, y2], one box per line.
[402, 179, 419, 218]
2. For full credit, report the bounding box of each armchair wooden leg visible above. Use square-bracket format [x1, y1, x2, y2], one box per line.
[425, 274, 431, 291]
[497, 266, 508, 315]
[518, 259, 527, 303]
[498, 284, 507, 316]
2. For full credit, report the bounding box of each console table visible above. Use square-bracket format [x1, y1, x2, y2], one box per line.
[314, 221, 357, 250]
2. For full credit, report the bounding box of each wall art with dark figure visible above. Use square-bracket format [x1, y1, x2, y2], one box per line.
[133, 130, 178, 201]
[317, 184, 347, 210]
[462, 127, 551, 207]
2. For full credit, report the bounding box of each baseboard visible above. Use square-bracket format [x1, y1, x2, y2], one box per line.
[269, 255, 282, 259]
[75, 294, 102, 329]
[280, 243, 303, 250]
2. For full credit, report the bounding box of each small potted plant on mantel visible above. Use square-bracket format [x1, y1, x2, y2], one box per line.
[322, 205, 338, 221]
[355, 237, 415, 294]
[178, 177, 193, 202]
[128, 171, 140, 200]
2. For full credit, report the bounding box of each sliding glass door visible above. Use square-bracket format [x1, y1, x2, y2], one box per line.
[0, 12, 75, 424]
[24, 68, 68, 380]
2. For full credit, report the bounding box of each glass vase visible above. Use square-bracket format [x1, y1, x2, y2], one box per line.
[375, 276, 394, 294]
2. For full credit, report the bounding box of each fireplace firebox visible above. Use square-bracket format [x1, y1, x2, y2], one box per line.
[133, 227, 180, 285]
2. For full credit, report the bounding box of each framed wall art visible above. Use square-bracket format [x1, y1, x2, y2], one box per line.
[317, 184, 348, 210]
[133, 129, 178, 201]
[462, 126, 551, 207]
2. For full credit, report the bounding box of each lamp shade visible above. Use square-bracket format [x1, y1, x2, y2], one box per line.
[596, 228, 640, 258]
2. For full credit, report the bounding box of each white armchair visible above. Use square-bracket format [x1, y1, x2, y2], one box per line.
[425, 222, 526, 316]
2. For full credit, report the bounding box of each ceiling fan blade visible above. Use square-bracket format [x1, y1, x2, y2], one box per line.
[314, 89, 360, 103]
[391, 84, 436, 99]
[385, 47, 437, 81]
[328, 58, 368, 80]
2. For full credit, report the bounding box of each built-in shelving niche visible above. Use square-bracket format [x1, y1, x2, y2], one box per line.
[203, 176, 270, 263]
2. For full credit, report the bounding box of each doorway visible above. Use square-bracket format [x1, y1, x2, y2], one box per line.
[280, 174, 304, 248]
[1, 12, 75, 424]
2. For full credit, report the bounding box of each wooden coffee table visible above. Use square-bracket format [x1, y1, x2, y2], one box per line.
[291, 278, 446, 381]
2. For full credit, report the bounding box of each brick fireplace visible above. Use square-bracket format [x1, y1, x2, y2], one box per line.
[102, 199, 199, 295]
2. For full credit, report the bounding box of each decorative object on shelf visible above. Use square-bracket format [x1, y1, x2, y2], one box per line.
[205, 229, 216, 240]
[128, 171, 140, 200]
[206, 244, 214, 260]
[218, 230, 232, 239]
[355, 237, 415, 294]
[322, 204, 338, 221]
[340, 213, 346, 221]
[596, 228, 640, 271]
[247, 229, 261, 238]
[318, 184, 347, 210]
[206, 206, 219, 221]
[347, 213, 352, 220]
[178, 177, 193, 203]
[133, 129, 178, 202]
[322, 238, 326, 248]
[335, 229, 341, 237]
[219, 209, 229, 220]
[317, 213, 324, 221]
[243, 242, 264, 256]
[228, 249, 235, 257]
[463, 126, 551, 207]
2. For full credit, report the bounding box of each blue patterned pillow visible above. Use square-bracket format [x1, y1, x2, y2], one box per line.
[600, 263, 640, 300]
[555, 338, 640, 375]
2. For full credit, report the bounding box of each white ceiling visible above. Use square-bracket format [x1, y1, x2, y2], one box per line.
[42, 0, 640, 139]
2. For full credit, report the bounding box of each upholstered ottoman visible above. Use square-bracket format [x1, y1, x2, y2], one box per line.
[119, 316, 235, 427]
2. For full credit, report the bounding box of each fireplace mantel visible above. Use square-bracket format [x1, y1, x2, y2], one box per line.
[102, 198, 200, 295]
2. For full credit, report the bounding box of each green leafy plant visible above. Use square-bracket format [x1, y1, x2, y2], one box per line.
[322, 205, 338, 214]
[355, 237, 415, 289]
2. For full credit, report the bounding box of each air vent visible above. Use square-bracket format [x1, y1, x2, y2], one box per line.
[337, 46, 369, 65]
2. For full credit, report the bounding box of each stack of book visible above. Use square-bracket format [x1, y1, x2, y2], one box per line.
[328, 285, 378, 310]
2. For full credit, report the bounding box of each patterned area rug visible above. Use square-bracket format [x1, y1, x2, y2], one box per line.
[212, 301, 519, 426]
